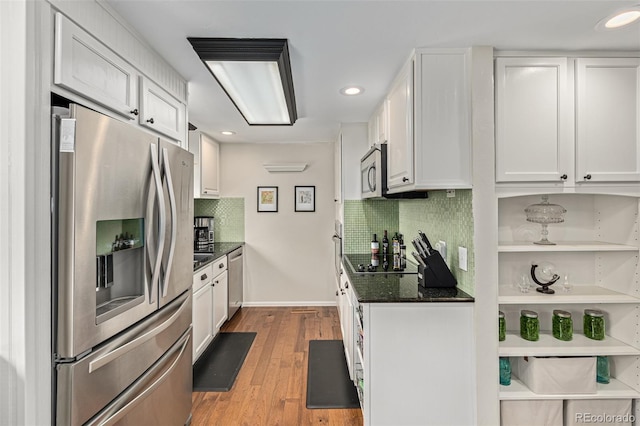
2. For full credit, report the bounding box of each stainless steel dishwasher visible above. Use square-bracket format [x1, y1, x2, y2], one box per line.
[227, 247, 243, 319]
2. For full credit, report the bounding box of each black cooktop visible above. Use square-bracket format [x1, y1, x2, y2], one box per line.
[344, 253, 418, 275]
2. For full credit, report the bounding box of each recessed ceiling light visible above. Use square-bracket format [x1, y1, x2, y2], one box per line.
[340, 86, 364, 96]
[596, 6, 640, 30]
[221, 131, 235, 136]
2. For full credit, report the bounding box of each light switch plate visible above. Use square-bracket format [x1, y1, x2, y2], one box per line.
[446, 189, 456, 198]
[458, 247, 468, 271]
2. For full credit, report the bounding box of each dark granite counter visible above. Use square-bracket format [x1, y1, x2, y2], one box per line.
[194, 242, 244, 271]
[344, 258, 474, 303]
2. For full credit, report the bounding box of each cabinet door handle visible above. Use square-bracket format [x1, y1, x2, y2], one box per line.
[402, 177, 409, 182]
[200, 274, 208, 281]
[336, 290, 339, 296]
[560, 174, 567, 180]
[147, 118, 155, 124]
[584, 174, 592, 180]
[130, 109, 139, 116]
[345, 282, 349, 288]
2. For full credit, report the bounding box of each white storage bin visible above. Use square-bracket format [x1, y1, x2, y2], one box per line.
[516, 356, 597, 395]
[564, 399, 633, 426]
[501, 400, 563, 426]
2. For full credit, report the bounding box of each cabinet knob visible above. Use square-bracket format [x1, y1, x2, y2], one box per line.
[402, 177, 409, 182]
[213, 280, 218, 286]
[200, 273, 207, 281]
[219, 263, 224, 269]
[345, 282, 349, 288]
[336, 290, 339, 296]
[560, 174, 567, 180]
[146, 118, 155, 124]
[130, 109, 139, 116]
[584, 174, 592, 180]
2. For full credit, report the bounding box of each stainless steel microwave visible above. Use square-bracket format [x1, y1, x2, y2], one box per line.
[361, 144, 387, 199]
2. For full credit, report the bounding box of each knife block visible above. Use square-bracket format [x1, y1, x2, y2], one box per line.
[418, 251, 457, 288]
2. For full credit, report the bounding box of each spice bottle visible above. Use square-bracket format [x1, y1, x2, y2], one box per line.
[520, 310, 539, 341]
[498, 311, 506, 342]
[552, 310, 573, 341]
[584, 309, 605, 340]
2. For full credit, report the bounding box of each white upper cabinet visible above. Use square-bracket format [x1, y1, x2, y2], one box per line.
[189, 131, 221, 199]
[496, 56, 640, 185]
[495, 57, 570, 183]
[386, 58, 414, 190]
[139, 76, 186, 143]
[367, 101, 388, 146]
[54, 13, 139, 120]
[575, 58, 640, 183]
[386, 48, 473, 194]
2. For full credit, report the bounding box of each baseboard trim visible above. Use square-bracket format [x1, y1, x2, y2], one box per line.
[241, 301, 337, 307]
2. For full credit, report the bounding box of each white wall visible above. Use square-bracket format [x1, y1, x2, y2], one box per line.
[220, 142, 336, 305]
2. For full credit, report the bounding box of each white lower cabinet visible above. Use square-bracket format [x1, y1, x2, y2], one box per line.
[337, 273, 354, 379]
[192, 256, 228, 363]
[192, 263, 214, 362]
[497, 193, 640, 424]
[212, 269, 228, 332]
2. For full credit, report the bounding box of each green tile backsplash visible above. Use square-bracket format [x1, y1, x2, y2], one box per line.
[194, 198, 245, 242]
[344, 190, 475, 296]
[344, 199, 399, 254]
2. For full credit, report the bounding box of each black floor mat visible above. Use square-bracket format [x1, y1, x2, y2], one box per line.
[306, 340, 361, 409]
[192, 332, 256, 392]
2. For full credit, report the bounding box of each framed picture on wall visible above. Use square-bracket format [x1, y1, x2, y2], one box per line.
[294, 186, 315, 212]
[257, 186, 278, 212]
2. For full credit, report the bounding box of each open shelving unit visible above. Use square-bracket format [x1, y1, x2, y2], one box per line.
[497, 194, 640, 412]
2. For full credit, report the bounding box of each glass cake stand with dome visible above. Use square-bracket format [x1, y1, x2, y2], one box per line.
[524, 195, 567, 245]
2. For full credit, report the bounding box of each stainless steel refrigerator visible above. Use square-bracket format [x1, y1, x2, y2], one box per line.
[52, 104, 194, 425]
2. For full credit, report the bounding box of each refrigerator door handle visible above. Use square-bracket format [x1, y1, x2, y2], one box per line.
[160, 147, 177, 298]
[149, 144, 166, 304]
[85, 329, 191, 426]
[87, 294, 189, 373]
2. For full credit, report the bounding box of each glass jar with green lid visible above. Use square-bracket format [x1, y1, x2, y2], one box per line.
[584, 309, 605, 340]
[552, 309, 573, 341]
[498, 311, 506, 341]
[520, 310, 539, 341]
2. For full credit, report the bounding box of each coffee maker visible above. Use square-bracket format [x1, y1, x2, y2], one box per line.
[194, 216, 214, 252]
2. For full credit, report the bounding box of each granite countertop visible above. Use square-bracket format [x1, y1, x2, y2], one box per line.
[194, 242, 244, 271]
[344, 257, 474, 303]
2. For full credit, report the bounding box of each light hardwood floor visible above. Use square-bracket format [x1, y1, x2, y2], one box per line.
[191, 306, 364, 426]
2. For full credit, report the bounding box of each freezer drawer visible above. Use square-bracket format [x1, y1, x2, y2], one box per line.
[55, 291, 192, 426]
[86, 327, 192, 426]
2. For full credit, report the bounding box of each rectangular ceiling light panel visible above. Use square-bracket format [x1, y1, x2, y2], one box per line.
[205, 60, 290, 124]
[188, 38, 298, 126]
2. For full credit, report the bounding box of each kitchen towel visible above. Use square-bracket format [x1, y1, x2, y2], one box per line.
[306, 340, 360, 409]
[192, 332, 256, 392]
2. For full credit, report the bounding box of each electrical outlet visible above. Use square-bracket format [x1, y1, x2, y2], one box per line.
[446, 189, 456, 198]
[458, 247, 468, 271]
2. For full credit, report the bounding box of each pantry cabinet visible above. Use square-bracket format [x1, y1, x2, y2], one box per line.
[386, 48, 472, 194]
[189, 131, 221, 199]
[495, 57, 570, 183]
[575, 58, 640, 183]
[496, 194, 640, 414]
[495, 56, 640, 185]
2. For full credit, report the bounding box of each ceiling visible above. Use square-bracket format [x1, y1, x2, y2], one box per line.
[105, 0, 640, 144]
